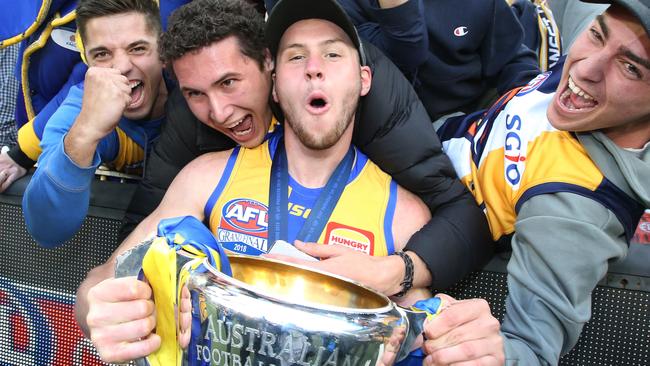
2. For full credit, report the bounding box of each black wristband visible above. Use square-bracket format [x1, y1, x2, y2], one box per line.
[7, 145, 36, 170]
[392, 251, 414, 297]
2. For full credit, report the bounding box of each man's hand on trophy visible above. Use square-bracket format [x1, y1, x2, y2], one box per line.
[86, 276, 161, 362]
[421, 294, 504, 366]
[178, 284, 192, 348]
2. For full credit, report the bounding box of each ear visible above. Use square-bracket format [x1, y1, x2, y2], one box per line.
[272, 72, 279, 103]
[359, 65, 372, 97]
[263, 48, 274, 73]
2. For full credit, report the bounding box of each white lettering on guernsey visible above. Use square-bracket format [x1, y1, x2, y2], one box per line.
[217, 229, 268, 252]
[329, 236, 369, 252]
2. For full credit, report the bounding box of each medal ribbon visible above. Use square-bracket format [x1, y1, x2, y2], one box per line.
[268, 138, 355, 246]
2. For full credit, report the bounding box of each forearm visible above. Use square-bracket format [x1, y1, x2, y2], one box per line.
[23, 140, 100, 247]
[501, 194, 628, 364]
[405, 193, 493, 289]
[64, 117, 102, 167]
[484, 0, 539, 92]
[377, 251, 432, 297]
[343, 0, 428, 71]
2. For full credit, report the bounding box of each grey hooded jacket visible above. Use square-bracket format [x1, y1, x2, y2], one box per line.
[502, 131, 650, 365]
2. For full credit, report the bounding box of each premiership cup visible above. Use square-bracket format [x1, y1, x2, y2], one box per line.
[117, 239, 432, 366]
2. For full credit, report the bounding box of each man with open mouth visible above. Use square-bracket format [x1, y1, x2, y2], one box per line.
[20, 0, 169, 248]
[419, 1, 650, 364]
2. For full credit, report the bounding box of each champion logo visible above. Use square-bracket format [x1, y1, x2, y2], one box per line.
[454, 26, 468, 37]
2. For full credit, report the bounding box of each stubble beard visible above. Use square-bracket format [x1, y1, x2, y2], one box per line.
[280, 82, 360, 150]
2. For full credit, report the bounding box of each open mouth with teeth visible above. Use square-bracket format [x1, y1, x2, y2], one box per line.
[559, 76, 598, 111]
[128, 80, 144, 109]
[229, 115, 254, 138]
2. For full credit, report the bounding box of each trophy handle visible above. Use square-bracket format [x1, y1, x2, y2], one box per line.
[394, 297, 443, 362]
[394, 307, 428, 362]
[115, 239, 154, 277]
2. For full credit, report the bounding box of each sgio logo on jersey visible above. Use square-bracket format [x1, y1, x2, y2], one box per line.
[504, 113, 526, 188]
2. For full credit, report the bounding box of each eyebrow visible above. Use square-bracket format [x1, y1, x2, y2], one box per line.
[596, 15, 609, 39]
[621, 48, 650, 71]
[282, 38, 349, 53]
[180, 71, 239, 93]
[597, 14, 650, 70]
[86, 39, 151, 55]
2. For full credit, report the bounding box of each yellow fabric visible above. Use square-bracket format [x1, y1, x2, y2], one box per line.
[142, 237, 181, 366]
[16, 119, 43, 161]
[74, 28, 87, 65]
[111, 127, 145, 171]
[142, 231, 226, 366]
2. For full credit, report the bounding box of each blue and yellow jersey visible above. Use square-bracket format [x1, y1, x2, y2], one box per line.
[439, 61, 642, 244]
[204, 132, 398, 257]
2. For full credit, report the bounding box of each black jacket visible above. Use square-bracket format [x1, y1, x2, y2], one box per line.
[120, 42, 492, 289]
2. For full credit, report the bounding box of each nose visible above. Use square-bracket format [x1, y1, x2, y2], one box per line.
[572, 49, 607, 84]
[112, 51, 134, 75]
[305, 56, 324, 81]
[208, 93, 233, 124]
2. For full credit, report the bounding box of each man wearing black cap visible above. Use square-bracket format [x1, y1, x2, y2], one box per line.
[419, 1, 650, 365]
[76, 0, 438, 362]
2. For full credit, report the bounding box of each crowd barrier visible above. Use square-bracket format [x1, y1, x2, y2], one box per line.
[1, 174, 648, 365]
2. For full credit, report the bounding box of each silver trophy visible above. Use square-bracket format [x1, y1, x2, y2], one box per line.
[116, 240, 431, 366]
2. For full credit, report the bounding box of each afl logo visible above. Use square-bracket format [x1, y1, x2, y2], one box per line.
[454, 26, 468, 37]
[517, 71, 551, 96]
[222, 199, 268, 233]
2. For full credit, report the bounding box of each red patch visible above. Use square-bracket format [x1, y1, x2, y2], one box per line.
[325, 223, 375, 255]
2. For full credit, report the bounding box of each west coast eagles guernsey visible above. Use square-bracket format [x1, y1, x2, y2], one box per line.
[204, 132, 398, 257]
[439, 61, 642, 246]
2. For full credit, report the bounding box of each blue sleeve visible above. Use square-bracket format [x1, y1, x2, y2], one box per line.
[481, 0, 540, 93]
[22, 85, 102, 248]
[339, 0, 428, 72]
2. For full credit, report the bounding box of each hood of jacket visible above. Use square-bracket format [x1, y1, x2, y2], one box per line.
[579, 131, 650, 209]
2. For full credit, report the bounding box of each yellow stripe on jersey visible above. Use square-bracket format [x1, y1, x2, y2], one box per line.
[111, 127, 145, 171]
[16, 119, 42, 161]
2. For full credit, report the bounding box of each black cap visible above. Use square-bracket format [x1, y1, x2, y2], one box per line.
[265, 0, 366, 65]
[581, 0, 650, 37]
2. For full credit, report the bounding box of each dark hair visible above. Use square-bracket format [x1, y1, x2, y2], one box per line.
[76, 0, 162, 43]
[160, 0, 266, 71]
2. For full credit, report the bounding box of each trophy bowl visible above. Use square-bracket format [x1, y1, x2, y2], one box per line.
[185, 255, 424, 366]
